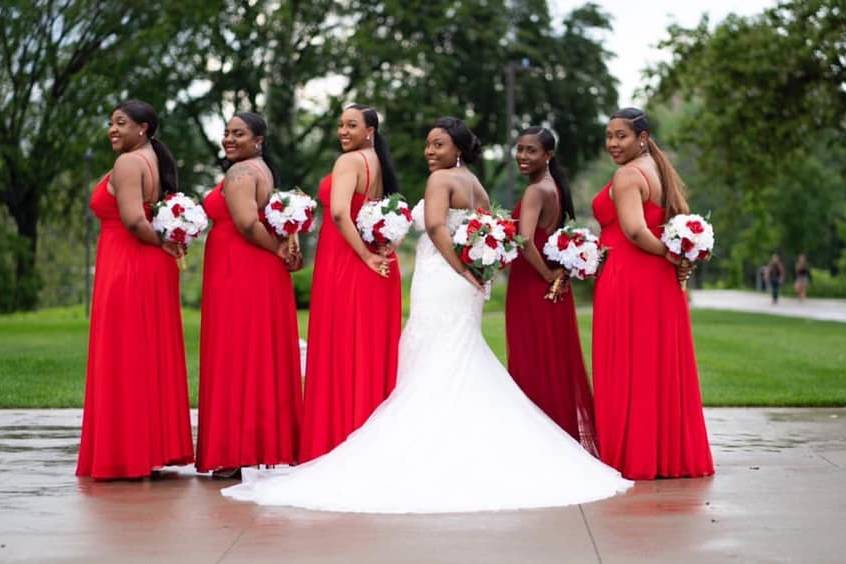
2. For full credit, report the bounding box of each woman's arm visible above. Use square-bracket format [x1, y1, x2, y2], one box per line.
[329, 153, 388, 277]
[611, 168, 668, 257]
[424, 172, 484, 291]
[517, 185, 564, 283]
[223, 162, 282, 254]
[112, 154, 166, 247]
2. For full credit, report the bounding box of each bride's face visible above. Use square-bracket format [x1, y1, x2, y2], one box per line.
[424, 128, 459, 172]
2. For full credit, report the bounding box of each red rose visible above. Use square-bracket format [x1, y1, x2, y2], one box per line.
[401, 207, 412, 221]
[284, 221, 298, 235]
[686, 220, 704, 234]
[171, 203, 185, 217]
[572, 233, 586, 246]
[165, 193, 176, 201]
[460, 245, 472, 265]
[372, 219, 388, 244]
[271, 201, 284, 212]
[485, 235, 498, 249]
[557, 234, 571, 251]
[171, 227, 187, 244]
[467, 219, 482, 235]
[698, 250, 711, 261]
[681, 238, 695, 253]
[502, 220, 516, 239]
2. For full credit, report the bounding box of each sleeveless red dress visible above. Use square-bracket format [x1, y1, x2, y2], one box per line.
[196, 180, 303, 471]
[591, 180, 714, 480]
[299, 157, 402, 462]
[505, 202, 597, 453]
[77, 173, 194, 479]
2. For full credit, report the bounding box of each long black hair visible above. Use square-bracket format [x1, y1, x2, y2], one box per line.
[433, 116, 482, 165]
[223, 111, 281, 187]
[519, 126, 575, 226]
[346, 103, 399, 196]
[610, 107, 689, 219]
[112, 99, 179, 197]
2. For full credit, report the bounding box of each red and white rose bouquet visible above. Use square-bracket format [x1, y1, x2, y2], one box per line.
[265, 188, 317, 237]
[542, 225, 605, 301]
[661, 213, 715, 289]
[452, 208, 523, 290]
[152, 192, 209, 269]
[356, 193, 413, 249]
[264, 188, 317, 245]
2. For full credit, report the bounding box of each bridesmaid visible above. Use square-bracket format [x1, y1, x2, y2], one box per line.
[299, 104, 402, 462]
[592, 107, 714, 480]
[77, 99, 194, 479]
[196, 112, 303, 478]
[505, 127, 597, 453]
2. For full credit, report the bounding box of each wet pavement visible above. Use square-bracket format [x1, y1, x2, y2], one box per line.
[690, 289, 846, 323]
[1, 408, 845, 563]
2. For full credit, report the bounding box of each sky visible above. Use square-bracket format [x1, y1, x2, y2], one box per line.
[551, 0, 779, 107]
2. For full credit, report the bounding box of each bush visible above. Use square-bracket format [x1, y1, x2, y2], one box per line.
[807, 268, 846, 299]
[291, 265, 314, 309]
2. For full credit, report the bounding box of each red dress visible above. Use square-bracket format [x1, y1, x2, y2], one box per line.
[299, 162, 402, 462]
[77, 175, 194, 479]
[505, 202, 597, 453]
[591, 180, 714, 479]
[196, 181, 303, 471]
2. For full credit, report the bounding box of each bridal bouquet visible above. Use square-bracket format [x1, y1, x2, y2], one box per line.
[152, 192, 209, 270]
[453, 208, 523, 286]
[661, 213, 715, 290]
[542, 225, 605, 302]
[356, 193, 413, 249]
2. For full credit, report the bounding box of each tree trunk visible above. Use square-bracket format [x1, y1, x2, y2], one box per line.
[7, 183, 41, 311]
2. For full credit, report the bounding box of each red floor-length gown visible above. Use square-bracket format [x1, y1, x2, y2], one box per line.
[299, 156, 402, 462]
[591, 179, 714, 480]
[196, 181, 303, 471]
[77, 173, 194, 479]
[505, 202, 598, 453]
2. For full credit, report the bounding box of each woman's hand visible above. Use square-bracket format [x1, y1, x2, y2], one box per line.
[162, 241, 185, 259]
[665, 251, 693, 284]
[459, 268, 485, 292]
[362, 251, 390, 278]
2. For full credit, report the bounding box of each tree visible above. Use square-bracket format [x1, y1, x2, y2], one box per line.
[646, 0, 846, 284]
[0, 0, 220, 310]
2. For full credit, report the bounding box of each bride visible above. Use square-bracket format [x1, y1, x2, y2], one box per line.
[221, 117, 632, 513]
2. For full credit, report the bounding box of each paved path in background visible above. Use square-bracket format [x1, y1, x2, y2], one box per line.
[690, 289, 846, 323]
[2, 408, 845, 563]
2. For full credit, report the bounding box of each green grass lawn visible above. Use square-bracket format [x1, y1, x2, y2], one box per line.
[1, 306, 844, 408]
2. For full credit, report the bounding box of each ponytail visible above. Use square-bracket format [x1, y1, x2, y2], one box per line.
[225, 111, 281, 187]
[647, 137, 689, 219]
[372, 130, 399, 196]
[149, 138, 179, 197]
[548, 156, 575, 226]
[347, 103, 400, 196]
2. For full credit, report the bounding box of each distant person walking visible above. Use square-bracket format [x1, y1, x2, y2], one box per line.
[767, 253, 786, 304]
[794, 254, 810, 301]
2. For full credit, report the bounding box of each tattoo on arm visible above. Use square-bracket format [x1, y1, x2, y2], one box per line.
[225, 162, 257, 185]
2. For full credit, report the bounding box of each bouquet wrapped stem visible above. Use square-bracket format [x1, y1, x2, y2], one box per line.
[544, 275, 569, 302]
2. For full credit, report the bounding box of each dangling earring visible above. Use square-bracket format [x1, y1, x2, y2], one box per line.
[456, 155, 462, 168]
[255, 143, 261, 153]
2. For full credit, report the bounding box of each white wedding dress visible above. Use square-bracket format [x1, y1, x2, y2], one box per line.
[221, 201, 632, 513]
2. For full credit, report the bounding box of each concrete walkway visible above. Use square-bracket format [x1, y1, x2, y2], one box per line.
[690, 289, 846, 323]
[1, 408, 845, 563]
